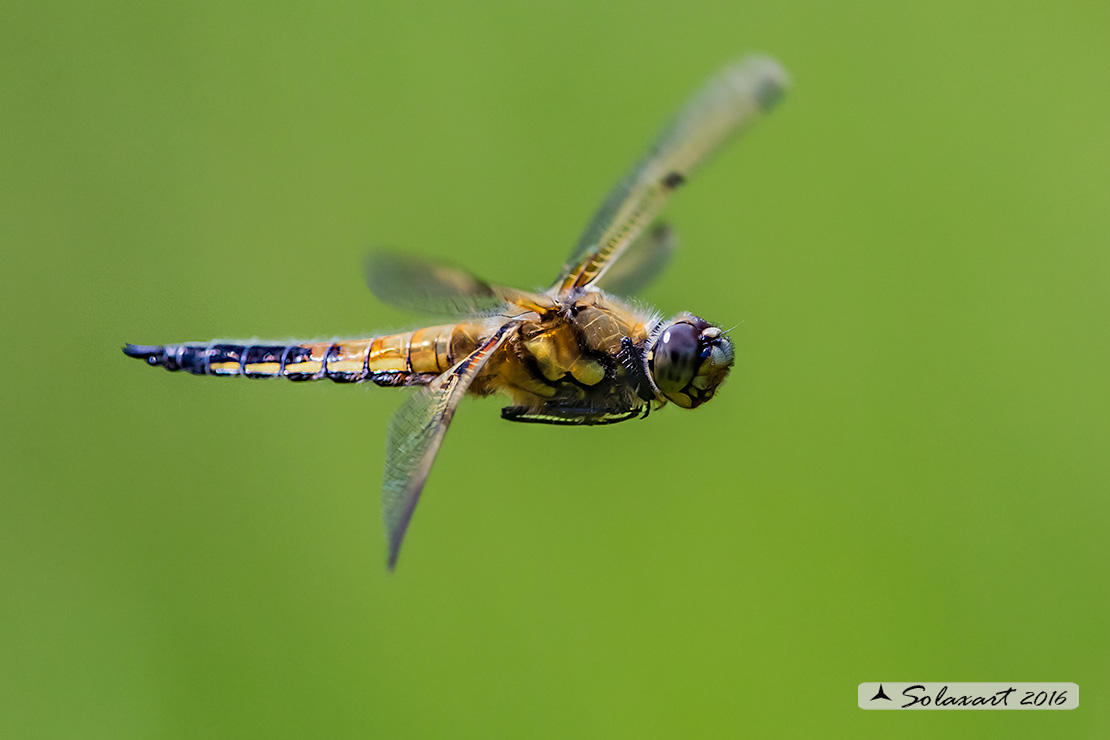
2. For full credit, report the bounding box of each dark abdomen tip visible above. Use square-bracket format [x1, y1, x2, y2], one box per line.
[123, 343, 168, 367]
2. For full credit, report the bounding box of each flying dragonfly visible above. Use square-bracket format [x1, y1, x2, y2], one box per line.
[124, 56, 788, 569]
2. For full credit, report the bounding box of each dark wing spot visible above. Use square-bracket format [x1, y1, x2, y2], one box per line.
[661, 172, 686, 190]
[754, 78, 786, 111]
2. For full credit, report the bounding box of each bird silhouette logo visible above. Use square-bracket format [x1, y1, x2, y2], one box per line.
[871, 684, 892, 701]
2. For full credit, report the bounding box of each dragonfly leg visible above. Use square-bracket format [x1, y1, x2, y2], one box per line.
[500, 404, 644, 426]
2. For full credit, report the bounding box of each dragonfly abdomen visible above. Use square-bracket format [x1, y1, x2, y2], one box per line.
[123, 323, 484, 385]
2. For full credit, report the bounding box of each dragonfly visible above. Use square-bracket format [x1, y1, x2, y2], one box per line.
[124, 56, 788, 569]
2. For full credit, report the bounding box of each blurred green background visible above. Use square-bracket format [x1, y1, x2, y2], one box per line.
[2, 1, 1107, 738]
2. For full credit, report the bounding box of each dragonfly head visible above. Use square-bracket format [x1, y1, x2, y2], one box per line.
[648, 314, 735, 409]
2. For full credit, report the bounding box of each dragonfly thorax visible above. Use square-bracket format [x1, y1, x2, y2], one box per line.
[647, 314, 734, 409]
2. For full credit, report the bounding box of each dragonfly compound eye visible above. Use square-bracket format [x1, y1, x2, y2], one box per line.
[649, 317, 735, 409]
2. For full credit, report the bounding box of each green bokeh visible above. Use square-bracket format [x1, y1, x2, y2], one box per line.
[2, 2, 1107, 738]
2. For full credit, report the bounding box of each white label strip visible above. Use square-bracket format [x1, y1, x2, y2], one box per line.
[858, 682, 1078, 710]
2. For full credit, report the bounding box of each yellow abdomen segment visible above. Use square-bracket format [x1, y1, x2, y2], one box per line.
[129, 322, 488, 385]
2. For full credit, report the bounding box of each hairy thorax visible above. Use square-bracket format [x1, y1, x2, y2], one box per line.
[475, 292, 655, 410]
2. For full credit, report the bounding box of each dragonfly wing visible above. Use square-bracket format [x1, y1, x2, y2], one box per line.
[365, 252, 508, 317]
[556, 56, 788, 293]
[595, 223, 677, 296]
[366, 252, 556, 317]
[381, 323, 514, 570]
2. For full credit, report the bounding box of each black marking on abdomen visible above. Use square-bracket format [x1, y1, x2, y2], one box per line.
[370, 371, 406, 388]
[207, 344, 244, 375]
[324, 342, 364, 383]
[367, 371, 438, 388]
[127, 339, 408, 385]
[177, 344, 208, 374]
[242, 345, 286, 377]
[281, 345, 317, 381]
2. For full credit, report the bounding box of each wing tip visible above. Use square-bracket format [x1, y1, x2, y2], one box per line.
[726, 55, 790, 111]
[383, 493, 416, 572]
[385, 527, 408, 572]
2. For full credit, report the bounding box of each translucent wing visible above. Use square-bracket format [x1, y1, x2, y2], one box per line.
[595, 223, 677, 296]
[366, 252, 556, 317]
[381, 324, 514, 569]
[556, 56, 788, 294]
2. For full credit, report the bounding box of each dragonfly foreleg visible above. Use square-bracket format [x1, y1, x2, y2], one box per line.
[500, 404, 645, 426]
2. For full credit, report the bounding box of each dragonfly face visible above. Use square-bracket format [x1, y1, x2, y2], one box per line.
[648, 315, 735, 409]
[124, 56, 788, 569]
